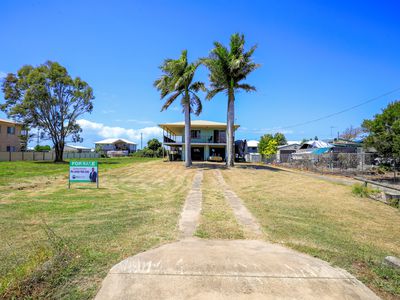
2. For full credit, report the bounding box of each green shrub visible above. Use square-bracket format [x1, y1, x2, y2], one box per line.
[352, 183, 379, 198]
[34, 145, 51, 152]
[387, 197, 400, 208]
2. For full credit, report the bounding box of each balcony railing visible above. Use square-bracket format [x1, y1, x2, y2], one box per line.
[164, 135, 226, 144]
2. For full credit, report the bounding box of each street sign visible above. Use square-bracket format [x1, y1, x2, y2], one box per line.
[69, 161, 99, 188]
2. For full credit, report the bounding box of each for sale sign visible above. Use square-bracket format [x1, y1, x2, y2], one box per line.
[69, 161, 98, 187]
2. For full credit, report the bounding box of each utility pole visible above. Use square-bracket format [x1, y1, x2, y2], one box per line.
[140, 133, 143, 150]
[37, 128, 40, 147]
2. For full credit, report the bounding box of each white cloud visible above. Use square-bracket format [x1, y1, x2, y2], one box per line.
[126, 119, 155, 125]
[77, 119, 162, 142]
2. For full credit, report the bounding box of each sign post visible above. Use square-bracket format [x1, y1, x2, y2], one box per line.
[69, 161, 99, 188]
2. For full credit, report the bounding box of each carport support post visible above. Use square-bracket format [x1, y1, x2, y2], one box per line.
[162, 129, 165, 160]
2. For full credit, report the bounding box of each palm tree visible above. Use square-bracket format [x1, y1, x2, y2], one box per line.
[154, 50, 205, 167]
[203, 33, 259, 167]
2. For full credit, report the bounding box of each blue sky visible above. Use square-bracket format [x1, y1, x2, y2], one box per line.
[1, 0, 400, 147]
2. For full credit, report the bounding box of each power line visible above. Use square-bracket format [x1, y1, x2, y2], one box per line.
[280, 87, 400, 130]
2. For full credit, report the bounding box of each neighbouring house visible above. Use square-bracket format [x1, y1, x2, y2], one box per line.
[330, 138, 363, 153]
[247, 140, 259, 153]
[0, 119, 25, 152]
[277, 142, 300, 162]
[159, 120, 240, 161]
[64, 145, 93, 153]
[241, 140, 261, 163]
[95, 138, 137, 156]
[292, 140, 333, 159]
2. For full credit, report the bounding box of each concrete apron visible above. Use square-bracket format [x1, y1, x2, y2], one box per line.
[96, 170, 380, 300]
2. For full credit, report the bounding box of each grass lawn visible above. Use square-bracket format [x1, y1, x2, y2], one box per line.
[0, 159, 195, 299]
[221, 165, 400, 300]
[195, 169, 245, 239]
[0, 157, 154, 186]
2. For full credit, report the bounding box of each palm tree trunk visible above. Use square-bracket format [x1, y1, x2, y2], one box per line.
[226, 89, 235, 167]
[184, 101, 192, 167]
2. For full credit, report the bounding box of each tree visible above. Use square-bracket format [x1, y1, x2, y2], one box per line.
[274, 132, 287, 146]
[1, 61, 94, 162]
[301, 138, 309, 144]
[147, 138, 162, 151]
[258, 134, 278, 158]
[154, 50, 205, 167]
[19, 125, 34, 151]
[362, 101, 400, 161]
[340, 126, 363, 140]
[203, 33, 259, 167]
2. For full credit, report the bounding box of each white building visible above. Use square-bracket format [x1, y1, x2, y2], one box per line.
[95, 138, 137, 154]
[64, 145, 93, 153]
[246, 140, 259, 154]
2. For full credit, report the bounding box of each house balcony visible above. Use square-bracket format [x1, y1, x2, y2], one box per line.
[163, 135, 226, 145]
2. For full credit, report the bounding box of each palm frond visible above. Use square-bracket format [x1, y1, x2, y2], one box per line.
[235, 83, 256, 92]
[206, 87, 225, 100]
[190, 81, 206, 93]
[203, 33, 259, 93]
[155, 50, 204, 117]
[161, 91, 181, 111]
[190, 92, 203, 116]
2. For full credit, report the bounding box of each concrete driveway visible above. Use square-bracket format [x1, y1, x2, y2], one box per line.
[96, 169, 380, 299]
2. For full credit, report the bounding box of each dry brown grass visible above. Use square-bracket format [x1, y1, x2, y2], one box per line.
[0, 160, 196, 299]
[195, 169, 245, 239]
[222, 164, 400, 299]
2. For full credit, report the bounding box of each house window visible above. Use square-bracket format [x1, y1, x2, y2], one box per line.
[191, 130, 200, 139]
[7, 127, 15, 135]
[6, 146, 16, 152]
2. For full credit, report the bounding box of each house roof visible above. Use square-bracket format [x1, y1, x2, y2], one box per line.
[247, 140, 259, 147]
[300, 140, 333, 149]
[278, 143, 300, 150]
[0, 118, 22, 125]
[95, 138, 137, 145]
[65, 144, 92, 150]
[287, 141, 301, 145]
[159, 120, 240, 136]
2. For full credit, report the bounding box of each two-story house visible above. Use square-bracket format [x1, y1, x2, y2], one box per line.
[159, 120, 240, 161]
[0, 119, 24, 152]
[94, 138, 137, 155]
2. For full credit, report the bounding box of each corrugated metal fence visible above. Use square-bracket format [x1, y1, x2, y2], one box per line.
[0, 151, 100, 162]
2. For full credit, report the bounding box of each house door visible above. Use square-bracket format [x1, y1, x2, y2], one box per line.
[191, 147, 204, 161]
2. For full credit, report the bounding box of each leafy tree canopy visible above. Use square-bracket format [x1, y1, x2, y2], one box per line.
[274, 132, 287, 146]
[362, 101, 400, 159]
[147, 138, 162, 151]
[154, 50, 205, 115]
[1, 61, 94, 161]
[258, 132, 286, 157]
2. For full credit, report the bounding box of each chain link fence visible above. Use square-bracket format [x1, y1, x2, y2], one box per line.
[263, 152, 399, 185]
